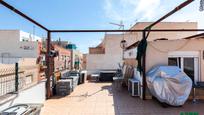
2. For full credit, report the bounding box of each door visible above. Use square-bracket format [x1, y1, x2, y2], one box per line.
[183, 58, 196, 83]
[168, 57, 199, 84]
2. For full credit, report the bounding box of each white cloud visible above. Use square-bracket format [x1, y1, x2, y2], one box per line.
[104, 0, 123, 21]
[135, 0, 160, 13]
[103, 0, 162, 26]
[103, 0, 204, 29]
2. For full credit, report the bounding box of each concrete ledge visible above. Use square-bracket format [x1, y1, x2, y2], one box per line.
[0, 80, 46, 111]
[0, 94, 17, 106]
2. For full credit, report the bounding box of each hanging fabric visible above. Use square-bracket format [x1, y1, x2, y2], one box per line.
[136, 29, 151, 73]
[136, 38, 147, 73]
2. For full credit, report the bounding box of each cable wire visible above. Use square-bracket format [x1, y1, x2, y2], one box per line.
[148, 39, 191, 53]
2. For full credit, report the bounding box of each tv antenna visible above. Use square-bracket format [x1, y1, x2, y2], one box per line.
[109, 21, 124, 30]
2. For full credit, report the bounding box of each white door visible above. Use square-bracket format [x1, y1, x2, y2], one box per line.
[168, 56, 199, 84]
[183, 57, 199, 84]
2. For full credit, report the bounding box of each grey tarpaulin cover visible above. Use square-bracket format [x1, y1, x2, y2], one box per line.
[146, 66, 192, 106]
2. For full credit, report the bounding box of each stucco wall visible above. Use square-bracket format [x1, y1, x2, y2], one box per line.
[0, 30, 40, 58]
[87, 34, 125, 73]
[87, 54, 122, 71]
[0, 80, 46, 111]
[87, 22, 198, 74]
[124, 47, 137, 59]
[146, 39, 204, 81]
[0, 30, 20, 57]
[130, 22, 197, 41]
[124, 59, 137, 67]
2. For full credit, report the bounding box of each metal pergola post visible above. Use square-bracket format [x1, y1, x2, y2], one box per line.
[142, 30, 146, 100]
[46, 31, 52, 98]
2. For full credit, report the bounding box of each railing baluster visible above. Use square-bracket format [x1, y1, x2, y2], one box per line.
[15, 63, 19, 92]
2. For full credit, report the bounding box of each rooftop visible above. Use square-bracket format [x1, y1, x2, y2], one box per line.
[40, 82, 204, 115]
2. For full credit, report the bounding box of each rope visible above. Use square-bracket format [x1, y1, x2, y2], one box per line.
[148, 39, 191, 53]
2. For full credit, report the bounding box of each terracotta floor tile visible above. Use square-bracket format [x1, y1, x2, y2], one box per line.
[40, 82, 204, 115]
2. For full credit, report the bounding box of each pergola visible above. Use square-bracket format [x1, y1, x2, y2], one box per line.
[0, 0, 203, 99]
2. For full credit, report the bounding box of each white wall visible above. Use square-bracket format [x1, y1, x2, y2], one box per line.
[130, 22, 197, 41]
[20, 30, 42, 42]
[18, 41, 39, 58]
[86, 22, 198, 74]
[87, 34, 124, 73]
[0, 80, 46, 111]
[124, 48, 137, 59]
[0, 30, 40, 59]
[87, 54, 122, 70]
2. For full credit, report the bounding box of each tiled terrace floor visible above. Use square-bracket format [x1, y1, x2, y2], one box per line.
[40, 82, 204, 115]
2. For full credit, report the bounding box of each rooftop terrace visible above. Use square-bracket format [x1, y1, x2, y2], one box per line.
[40, 82, 204, 115]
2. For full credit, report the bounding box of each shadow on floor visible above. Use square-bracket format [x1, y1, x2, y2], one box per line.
[101, 82, 204, 115]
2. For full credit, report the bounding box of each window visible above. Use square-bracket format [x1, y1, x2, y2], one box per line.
[168, 51, 200, 84]
[183, 58, 196, 83]
[168, 57, 181, 67]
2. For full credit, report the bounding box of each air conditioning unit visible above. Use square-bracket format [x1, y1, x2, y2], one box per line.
[128, 79, 140, 96]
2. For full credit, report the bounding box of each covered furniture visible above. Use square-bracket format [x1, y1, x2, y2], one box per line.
[147, 66, 192, 106]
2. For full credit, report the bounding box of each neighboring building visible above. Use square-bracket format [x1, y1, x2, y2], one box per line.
[0, 30, 44, 64]
[82, 54, 87, 70]
[52, 38, 69, 49]
[66, 43, 83, 70]
[87, 34, 125, 73]
[86, 22, 197, 74]
[73, 50, 83, 70]
[52, 41, 83, 70]
[0, 30, 45, 80]
[53, 44, 71, 71]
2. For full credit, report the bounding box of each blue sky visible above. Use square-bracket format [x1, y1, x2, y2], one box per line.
[0, 0, 203, 53]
